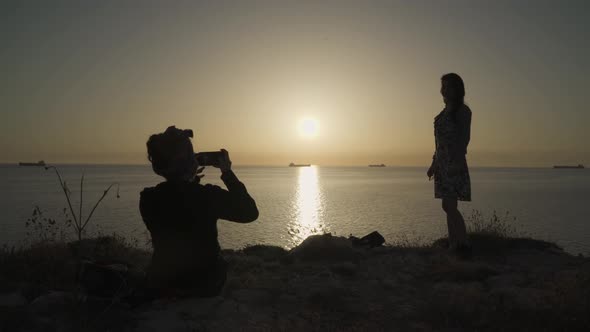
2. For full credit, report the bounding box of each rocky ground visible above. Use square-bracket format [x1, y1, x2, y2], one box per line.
[1, 233, 590, 331]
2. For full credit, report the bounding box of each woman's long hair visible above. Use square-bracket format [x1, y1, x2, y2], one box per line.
[441, 73, 465, 121]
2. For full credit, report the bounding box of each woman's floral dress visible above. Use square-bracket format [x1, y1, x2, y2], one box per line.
[433, 105, 472, 201]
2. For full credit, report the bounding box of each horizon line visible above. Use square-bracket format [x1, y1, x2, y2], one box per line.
[0, 162, 581, 169]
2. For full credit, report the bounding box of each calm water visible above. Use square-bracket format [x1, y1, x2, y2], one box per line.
[1, 165, 589, 254]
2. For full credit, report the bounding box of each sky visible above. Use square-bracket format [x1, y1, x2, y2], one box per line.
[2, 0, 589, 166]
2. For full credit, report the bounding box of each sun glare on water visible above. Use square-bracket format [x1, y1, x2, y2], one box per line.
[288, 166, 325, 247]
[298, 118, 319, 138]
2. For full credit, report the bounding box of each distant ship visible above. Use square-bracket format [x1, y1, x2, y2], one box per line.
[19, 160, 46, 167]
[289, 162, 311, 167]
[369, 164, 386, 167]
[553, 164, 584, 169]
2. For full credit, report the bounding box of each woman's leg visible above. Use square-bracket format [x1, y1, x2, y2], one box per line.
[442, 197, 467, 247]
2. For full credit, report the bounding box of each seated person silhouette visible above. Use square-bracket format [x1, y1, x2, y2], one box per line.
[140, 126, 258, 297]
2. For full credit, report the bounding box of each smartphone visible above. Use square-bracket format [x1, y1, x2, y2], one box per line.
[195, 151, 223, 167]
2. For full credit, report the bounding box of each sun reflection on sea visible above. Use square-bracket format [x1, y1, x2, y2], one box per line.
[288, 166, 326, 247]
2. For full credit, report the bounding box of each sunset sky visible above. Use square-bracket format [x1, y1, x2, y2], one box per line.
[2, 0, 589, 166]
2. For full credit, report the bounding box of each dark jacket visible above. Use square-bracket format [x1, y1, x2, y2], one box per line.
[139, 170, 258, 292]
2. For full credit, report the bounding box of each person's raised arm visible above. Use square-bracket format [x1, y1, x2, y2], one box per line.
[208, 149, 259, 223]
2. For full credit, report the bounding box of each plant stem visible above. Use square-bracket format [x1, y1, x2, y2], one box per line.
[81, 183, 119, 231]
[46, 166, 79, 230]
[79, 172, 84, 232]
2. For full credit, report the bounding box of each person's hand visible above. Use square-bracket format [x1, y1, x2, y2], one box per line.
[190, 154, 205, 183]
[194, 166, 205, 182]
[216, 149, 232, 172]
[427, 164, 435, 181]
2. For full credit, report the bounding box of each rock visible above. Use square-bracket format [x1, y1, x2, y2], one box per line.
[381, 279, 397, 290]
[135, 296, 224, 332]
[368, 246, 391, 257]
[489, 287, 553, 312]
[554, 269, 581, 283]
[345, 298, 376, 315]
[230, 289, 273, 306]
[330, 262, 358, 276]
[0, 292, 27, 307]
[169, 296, 224, 317]
[434, 261, 500, 282]
[16, 282, 44, 302]
[398, 272, 413, 282]
[289, 234, 358, 262]
[486, 273, 527, 288]
[242, 245, 288, 261]
[506, 249, 575, 271]
[431, 281, 485, 308]
[135, 309, 188, 332]
[306, 285, 351, 311]
[317, 268, 332, 278]
[275, 294, 299, 312]
[392, 303, 417, 319]
[80, 260, 127, 297]
[29, 291, 74, 314]
[215, 299, 240, 317]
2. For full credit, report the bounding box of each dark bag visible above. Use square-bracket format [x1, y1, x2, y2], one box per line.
[350, 231, 385, 248]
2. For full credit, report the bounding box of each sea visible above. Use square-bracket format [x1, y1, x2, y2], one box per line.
[1, 164, 589, 255]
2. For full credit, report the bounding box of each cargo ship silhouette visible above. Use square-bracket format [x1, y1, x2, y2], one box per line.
[553, 164, 584, 169]
[19, 160, 46, 167]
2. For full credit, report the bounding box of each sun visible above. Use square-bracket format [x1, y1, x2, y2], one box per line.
[298, 118, 319, 138]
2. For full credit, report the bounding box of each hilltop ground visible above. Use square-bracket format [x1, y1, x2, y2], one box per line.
[1, 232, 590, 332]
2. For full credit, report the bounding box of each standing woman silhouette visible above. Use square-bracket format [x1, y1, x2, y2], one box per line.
[427, 73, 472, 256]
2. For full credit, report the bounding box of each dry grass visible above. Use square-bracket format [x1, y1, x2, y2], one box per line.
[466, 209, 521, 238]
[0, 235, 149, 298]
[1, 212, 589, 332]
